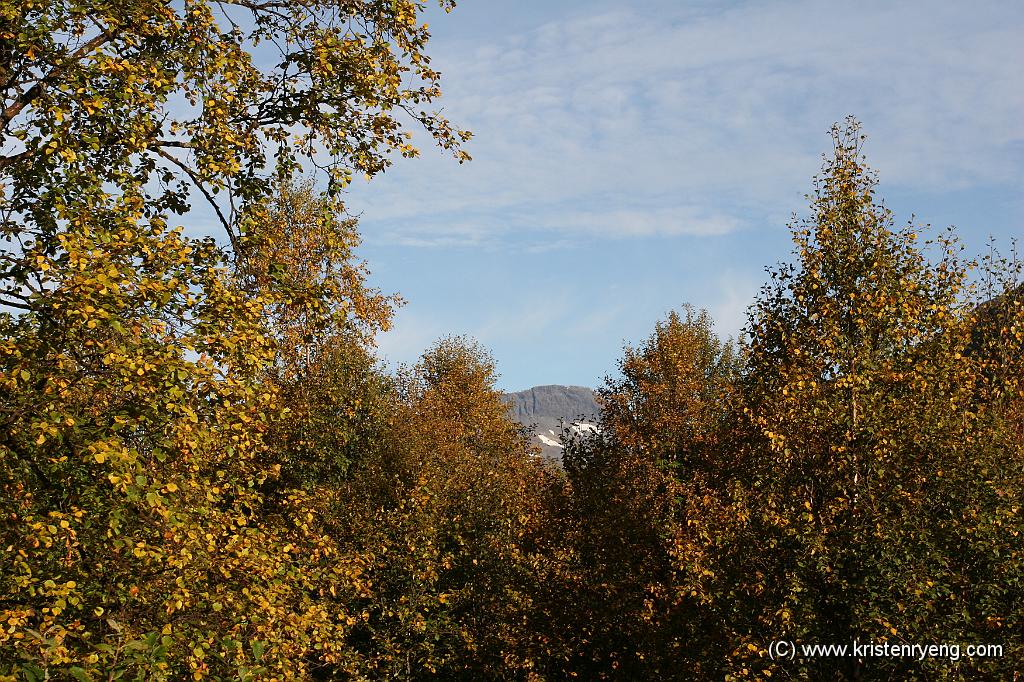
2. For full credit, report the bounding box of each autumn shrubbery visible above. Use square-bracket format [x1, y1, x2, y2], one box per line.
[1, 0, 1021, 678]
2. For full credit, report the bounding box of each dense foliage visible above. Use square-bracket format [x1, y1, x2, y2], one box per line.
[1, 0, 1020, 677]
[558, 121, 1024, 681]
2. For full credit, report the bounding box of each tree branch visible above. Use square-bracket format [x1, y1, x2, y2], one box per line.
[0, 296, 33, 311]
[153, 140, 195, 149]
[0, 30, 114, 131]
[0, 149, 34, 171]
[153, 148, 239, 253]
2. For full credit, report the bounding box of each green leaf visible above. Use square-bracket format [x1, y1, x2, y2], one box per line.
[69, 667, 94, 682]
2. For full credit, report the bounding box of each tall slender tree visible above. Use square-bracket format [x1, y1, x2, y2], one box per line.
[733, 118, 1024, 680]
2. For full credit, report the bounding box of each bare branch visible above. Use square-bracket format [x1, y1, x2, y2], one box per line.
[0, 296, 33, 311]
[153, 140, 195, 149]
[153, 148, 239, 253]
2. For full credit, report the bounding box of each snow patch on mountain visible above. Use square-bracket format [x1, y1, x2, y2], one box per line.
[502, 385, 601, 462]
[537, 433, 563, 448]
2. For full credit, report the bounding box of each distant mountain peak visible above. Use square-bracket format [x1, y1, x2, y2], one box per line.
[502, 385, 601, 461]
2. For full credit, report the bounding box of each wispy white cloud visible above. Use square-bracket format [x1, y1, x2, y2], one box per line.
[373, 310, 447, 368]
[553, 207, 739, 238]
[347, 0, 1022, 247]
[352, 0, 1021, 389]
[565, 303, 629, 339]
[473, 289, 573, 344]
[708, 269, 763, 342]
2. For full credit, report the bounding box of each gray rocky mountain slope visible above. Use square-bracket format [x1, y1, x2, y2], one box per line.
[502, 385, 601, 461]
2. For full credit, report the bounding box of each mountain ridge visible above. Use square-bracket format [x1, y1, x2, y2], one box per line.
[502, 385, 601, 461]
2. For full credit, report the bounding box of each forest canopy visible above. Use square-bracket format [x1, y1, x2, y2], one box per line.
[1, 1, 1022, 680]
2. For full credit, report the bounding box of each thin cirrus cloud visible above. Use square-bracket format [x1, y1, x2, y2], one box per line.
[352, 0, 1022, 389]
[554, 207, 739, 238]
[369, 204, 739, 248]
[348, 0, 1022, 249]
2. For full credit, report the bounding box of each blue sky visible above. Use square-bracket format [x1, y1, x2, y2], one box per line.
[342, 0, 1023, 392]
